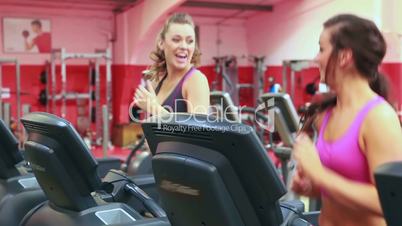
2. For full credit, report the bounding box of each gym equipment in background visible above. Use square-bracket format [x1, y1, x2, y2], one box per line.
[282, 60, 315, 101]
[210, 91, 241, 123]
[260, 93, 298, 191]
[212, 55, 266, 107]
[305, 75, 320, 95]
[375, 161, 402, 226]
[123, 136, 154, 176]
[210, 91, 269, 145]
[211, 91, 299, 185]
[0, 58, 22, 142]
[0, 119, 46, 225]
[21, 112, 168, 226]
[48, 48, 112, 153]
[260, 93, 321, 211]
[212, 56, 237, 104]
[252, 56, 266, 106]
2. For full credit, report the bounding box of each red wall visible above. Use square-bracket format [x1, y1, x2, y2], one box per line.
[1, 63, 402, 128]
[380, 63, 402, 109]
[2, 65, 46, 117]
[112, 65, 147, 124]
[199, 66, 254, 107]
[2, 64, 112, 127]
[264, 64, 402, 110]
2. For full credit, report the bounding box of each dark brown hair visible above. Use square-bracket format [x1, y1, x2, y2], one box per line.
[31, 19, 42, 28]
[301, 14, 390, 131]
[145, 13, 201, 81]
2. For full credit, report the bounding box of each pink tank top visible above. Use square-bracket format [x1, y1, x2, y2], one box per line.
[316, 96, 384, 184]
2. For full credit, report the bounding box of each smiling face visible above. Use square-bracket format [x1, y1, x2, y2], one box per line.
[160, 23, 196, 72]
[314, 28, 334, 84]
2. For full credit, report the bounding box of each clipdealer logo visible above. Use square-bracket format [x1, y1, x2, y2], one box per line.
[254, 97, 275, 132]
[129, 97, 275, 132]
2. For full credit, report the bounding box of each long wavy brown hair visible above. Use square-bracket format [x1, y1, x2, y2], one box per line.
[301, 14, 390, 132]
[144, 13, 201, 81]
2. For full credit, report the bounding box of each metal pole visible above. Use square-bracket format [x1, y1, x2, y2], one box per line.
[282, 61, 288, 94]
[4, 103, 10, 129]
[259, 57, 266, 98]
[61, 48, 67, 118]
[254, 57, 265, 104]
[22, 104, 31, 145]
[22, 104, 31, 115]
[223, 56, 239, 106]
[102, 105, 108, 158]
[64, 52, 108, 59]
[95, 59, 101, 143]
[88, 61, 93, 124]
[106, 48, 112, 123]
[16, 60, 21, 135]
[290, 69, 295, 101]
[51, 52, 57, 114]
[0, 64, 2, 120]
[45, 61, 49, 113]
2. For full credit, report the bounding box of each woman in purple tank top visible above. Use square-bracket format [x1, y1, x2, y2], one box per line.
[291, 14, 402, 226]
[132, 13, 210, 116]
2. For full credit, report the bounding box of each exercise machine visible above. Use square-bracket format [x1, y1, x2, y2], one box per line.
[210, 91, 269, 145]
[21, 112, 167, 226]
[210, 91, 241, 123]
[124, 136, 153, 176]
[0, 119, 46, 225]
[260, 93, 298, 200]
[142, 113, 316, 226]
[260, 93, 321, 212]
[375, 161, 402, 226]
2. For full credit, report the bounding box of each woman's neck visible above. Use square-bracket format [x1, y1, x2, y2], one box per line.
[334, 72, 376, 111]
[166, 64, 192, 80]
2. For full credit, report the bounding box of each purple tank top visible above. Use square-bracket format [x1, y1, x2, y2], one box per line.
[155, 67, 196, 113]
[316, 96, 385, 184]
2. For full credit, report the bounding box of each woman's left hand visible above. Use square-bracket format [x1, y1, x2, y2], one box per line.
[293, 133, 326, 184]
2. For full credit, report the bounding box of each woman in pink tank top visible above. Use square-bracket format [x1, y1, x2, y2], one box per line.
[291, 14, 402, 226]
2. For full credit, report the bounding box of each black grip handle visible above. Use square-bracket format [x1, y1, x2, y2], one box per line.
[124, 183, 166, 218]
